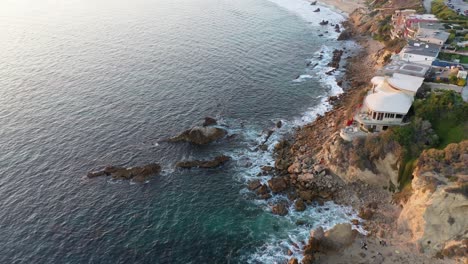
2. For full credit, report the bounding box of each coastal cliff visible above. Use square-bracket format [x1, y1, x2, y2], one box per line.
[398, 141, 468, 260]
[277, 1, 468, 263]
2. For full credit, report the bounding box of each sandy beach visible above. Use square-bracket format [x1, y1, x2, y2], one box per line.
[316, 0, 365, 14]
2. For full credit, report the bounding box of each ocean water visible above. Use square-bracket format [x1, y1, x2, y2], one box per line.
[0, 0, 360, 263]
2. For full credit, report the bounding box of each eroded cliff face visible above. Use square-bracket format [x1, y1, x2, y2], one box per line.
[397, 141, 468, 261]
[317, 133, 401, 188]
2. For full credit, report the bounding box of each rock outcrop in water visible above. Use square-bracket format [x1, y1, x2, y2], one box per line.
[87, 163, 161, 182]
[168, 126, 227, 145]
[175, 155, 230, 169]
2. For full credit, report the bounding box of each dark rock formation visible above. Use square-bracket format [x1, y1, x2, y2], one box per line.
[175, 155, 230, 169]
[248, 180, 262, 191]
[87, 163, 161, 182]
[256, 184, 269, 195]
[271, 203, 288, 216]
[314, 8, 320, 12]
[319, 20, 329, 25]
[276, 120, 283, 129]
[202, 117, 217, 127]
[168, 126, 227, 145]
[294, 199, 306, 211]
[268, 177, 288, 193]
[337, 30, 351, 41]
[327, 49, 344, 69]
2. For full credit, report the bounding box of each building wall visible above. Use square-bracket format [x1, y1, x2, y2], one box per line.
[401, 52, 435, 66]
[417, 37, 444, 45]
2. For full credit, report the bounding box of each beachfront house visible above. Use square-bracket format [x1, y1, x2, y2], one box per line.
[414, 27, 449, 45]
[378, 60, 430, 78]
[340, 73, 424, 141]
[399, 40, 441, 66]
[391, 10, 439, 39]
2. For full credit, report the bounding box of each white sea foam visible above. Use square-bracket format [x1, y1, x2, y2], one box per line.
[227, 1, 365, 262]
[292, 74, 313, 82]
[246, 202, 364, 263]
[266, 0, 346, 33]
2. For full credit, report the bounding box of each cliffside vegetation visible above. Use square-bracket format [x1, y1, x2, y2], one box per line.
[432, 0, 468, 22]
[392, 90, 468, 189]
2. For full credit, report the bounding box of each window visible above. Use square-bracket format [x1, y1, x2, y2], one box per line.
[396, 114, 403, 119]
[377, 113, 384, 120]
[382, 126, 388, 131]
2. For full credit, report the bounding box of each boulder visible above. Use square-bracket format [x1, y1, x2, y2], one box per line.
[337, 30, 351, 41]
[276, 120, 283, 129]
[175, 155, 230, 169]
[261, 166, 274, 172]
[358, 207, 374, 220]
[88, 163, 161, 182]
[295, 199, 306, 211]
[268, 177, 288, 193]
[202, 117, 217, 127]
[322, 223, 357, 250]
[271, 203, 288, 216]
[310, 226, 325, 240]
[288, 162, 301, 174]
[298, 190, 317, 202]
[288, 258, 298, 264]
[301, 254, 315, 264]
[298, 173, 314, 182]
[168, 126, 227, 145]
[256, 184, 269, 195]
[248, 180, 262, 191]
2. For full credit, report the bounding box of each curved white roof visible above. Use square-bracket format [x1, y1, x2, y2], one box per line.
[365, 92, 413, 114]
[371, 76, 385, 85]
[387, 73, 424, 93]
[375, 82, 397, 94]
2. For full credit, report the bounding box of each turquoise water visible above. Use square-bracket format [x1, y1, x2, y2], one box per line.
[0, 0, 356, 262]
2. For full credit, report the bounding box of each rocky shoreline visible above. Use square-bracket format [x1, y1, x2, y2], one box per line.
[247, 6, 465, 264]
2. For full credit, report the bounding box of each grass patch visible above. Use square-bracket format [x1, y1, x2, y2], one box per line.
[437, 52, 468, 63]
[392, 90, 468, 190]
[433, 120, 467, 148]
[432, 0, 468, 21]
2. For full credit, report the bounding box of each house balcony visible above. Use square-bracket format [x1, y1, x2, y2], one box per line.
[354, 112, 407, 126]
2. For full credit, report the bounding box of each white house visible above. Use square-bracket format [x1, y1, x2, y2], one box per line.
[399, 40, 442, 66]
[340, 73, 424, 140]
[371, 73, 425, 97]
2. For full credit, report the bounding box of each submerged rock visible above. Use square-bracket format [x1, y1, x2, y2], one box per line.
[87, 163, 161, 182]
[175, 155, 230, 169]
[271, 203, 288, 216]
[168, 126, 227, 145]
